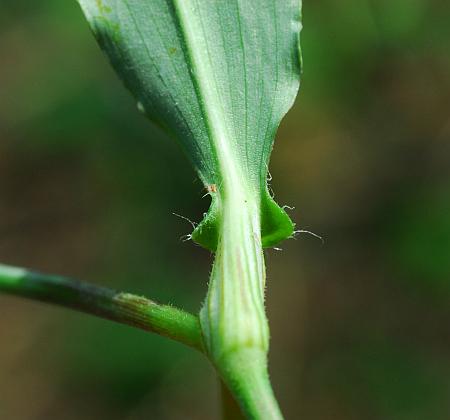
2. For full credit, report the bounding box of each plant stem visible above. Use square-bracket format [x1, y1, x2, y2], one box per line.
[200, 190, 283, 419]
[0, 263, 203, 351]
[219, 349, 282, 420]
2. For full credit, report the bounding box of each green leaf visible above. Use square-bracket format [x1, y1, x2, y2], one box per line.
[77, 0, 302, 250]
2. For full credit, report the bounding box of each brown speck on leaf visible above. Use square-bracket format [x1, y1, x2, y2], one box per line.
[207, 184, 217, 193]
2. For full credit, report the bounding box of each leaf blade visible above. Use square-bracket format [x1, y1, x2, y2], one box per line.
[77, 0, 302, 249]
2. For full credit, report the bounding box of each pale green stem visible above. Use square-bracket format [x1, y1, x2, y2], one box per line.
[200, 190, 283, 419]
[0, 263, 203, 351]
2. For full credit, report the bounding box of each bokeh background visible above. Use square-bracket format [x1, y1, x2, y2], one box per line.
[1, 1, 449, 419]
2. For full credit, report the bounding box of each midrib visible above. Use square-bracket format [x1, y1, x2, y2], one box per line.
[173, 0, 245, 199]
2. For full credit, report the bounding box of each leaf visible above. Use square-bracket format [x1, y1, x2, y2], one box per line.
[77, 0, 302, 250]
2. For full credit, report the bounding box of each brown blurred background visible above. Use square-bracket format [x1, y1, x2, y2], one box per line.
[0, 1, 449, 419]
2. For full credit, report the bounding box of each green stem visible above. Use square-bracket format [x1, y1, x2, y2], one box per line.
[200, 190, 283, 419]
[0, 263, 203, 351]
[219, 349, 282, 420]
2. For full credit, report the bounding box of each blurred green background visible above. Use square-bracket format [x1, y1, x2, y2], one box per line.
[1, 1, 449, 419]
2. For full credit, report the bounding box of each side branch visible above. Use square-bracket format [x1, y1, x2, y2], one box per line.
[0, 263, 203, 351]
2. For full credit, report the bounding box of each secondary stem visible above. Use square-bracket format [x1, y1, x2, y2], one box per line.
[0, 263, 203, 351]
